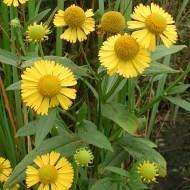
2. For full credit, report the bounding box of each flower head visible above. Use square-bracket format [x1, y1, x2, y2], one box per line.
[137, 160, 159, 183]
[127, 3, 177, 51]
[74, 147, 94, 167]
[10, 18, 21, 28]
[53, 4, 95, 43]
[101, 11, 126, 34]
[99, 33, 151, 78]
[0, 157, 12, 183]
[26, 23, 50, 42]
[26, 152, 74, 190]
[21, 60, 77, 115]
[3, 0, 27, 7]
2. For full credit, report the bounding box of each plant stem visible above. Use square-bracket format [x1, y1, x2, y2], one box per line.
[56, 0, 64, 56]
[0, 75, 17, 135]
[73, 165, 79, 190]
[138, 64, 190, 118]
[128, 78, 135, 112]
[38, 42, 44, 58]
[28, 0, 36, 51]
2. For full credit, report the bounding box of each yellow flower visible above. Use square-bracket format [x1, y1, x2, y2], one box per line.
[21, 60, 77, 115]
[53, 4, 95, 43]
[0, 157, 12, 183]
[74, 147, 94, 167]
[6, 184, 20, 190]
[137, 160, 159, 183]
[26, 152, 74, 190]
[3, 0, 27, 7]
[101, 11, 126, 34]
[99, 34, 151, 78]
[26, 23, 50, 42]
[127, 3, 177, 51]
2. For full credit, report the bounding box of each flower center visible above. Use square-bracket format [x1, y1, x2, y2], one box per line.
[38, 75, 61, 97]
[114, 36, 139, 60]
[145, 13, 167, 34]
[140, 163, 157, 180]
[28, 25, 46, 41]
[101, 11, 126, 33]
[39, 165, 58, 184]
[64, 5, 86, 27]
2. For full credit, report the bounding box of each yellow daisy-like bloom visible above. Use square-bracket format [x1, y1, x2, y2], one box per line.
[26, 152, 74, 190]
[127, 3, 177, 51]
[53, 4, 95, 43]
[74, 147, 94, 167]
[137, 160, 159, 184]
[101, 11, 126, 34]
[21, 60, 77, 115]
[6, 184, 20, 190]
[26, 23, 50, 42]
[99, 34, 151, 78]
[0, 157, 12, 183]
[3, 0, 27, 7]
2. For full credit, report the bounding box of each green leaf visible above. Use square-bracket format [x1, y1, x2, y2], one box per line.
[78, 120, 113, 151]
[76, 102, 88, 123]
[99, 144, 129, 172]
[4, 135, 80, 188]
[105, 166, 129, 177]
[102, 103, 139, 135]
[6, 81, 21, 91]
[167, 84, 190, 95]
[144, 62, 180, 75]
[166, 96, 190, 111]
[151, 45, 186, 61]
[26, 9, 51, 26]
[102, 74, 127, 101]
[90, 178, 114, 190]
[35, 109, 57, 146]
[118, 134, 167, 177]
[16, 120, 38, 137]
[0, 48, 17, 66]
[21, 56, 89, 78]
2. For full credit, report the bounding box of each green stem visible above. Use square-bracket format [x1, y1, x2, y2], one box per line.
[16, 28, 26, 55]
[73, 166, 79, 190]
[80, 44, 97, 78]
[138, 64, 190, 117]
[38, 42, 44, 58]
[56, 0, 64, 56]
[146, 56, 170, 137]
[128, 78, 135, 112]
[28, 0, 36, 51]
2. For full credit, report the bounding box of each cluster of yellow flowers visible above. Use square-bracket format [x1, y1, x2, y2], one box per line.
[1, 148, 94, 190]
[1, 153, 159, 190]
[18, 3, 177, 115]
[2, 1, 174, 188]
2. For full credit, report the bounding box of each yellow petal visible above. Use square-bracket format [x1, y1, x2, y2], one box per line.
[57, 94, 72, 110]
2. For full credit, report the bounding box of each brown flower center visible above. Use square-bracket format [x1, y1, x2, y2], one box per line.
[114, 36, 139, 60]
[38, 75, 61, 97]
[39, 165, 58, 184]
[64, 5, 86, 27]
[146, 13, 167, 34]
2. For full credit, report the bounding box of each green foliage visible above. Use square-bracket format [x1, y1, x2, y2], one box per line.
[78, 120, 113, 151]
[102, 103, 139, 135]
